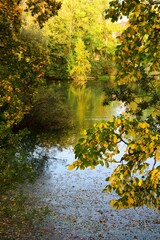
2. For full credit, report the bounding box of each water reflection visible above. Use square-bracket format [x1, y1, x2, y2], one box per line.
[67, 80, 123, 129]
[37, 79, 124, 146]
[25, 79, 124, 172]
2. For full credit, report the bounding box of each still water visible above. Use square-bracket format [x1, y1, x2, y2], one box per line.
[32, 79, 125, 169]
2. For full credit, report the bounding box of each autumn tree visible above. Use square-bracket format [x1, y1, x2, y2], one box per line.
[0, 1, 62, 236]
[43, 0, 122, 80]
[69, 0, 160, 210]
[0, 0, 61, 192]
[68, 38, 91, 83]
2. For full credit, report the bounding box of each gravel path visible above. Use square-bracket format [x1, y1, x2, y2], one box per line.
[28, 147, 160, 240]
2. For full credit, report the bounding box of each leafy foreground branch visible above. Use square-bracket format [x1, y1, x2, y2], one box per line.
[69, 114, 160, 210]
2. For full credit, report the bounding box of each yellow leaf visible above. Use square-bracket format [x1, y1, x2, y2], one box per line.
[120, 174, 123, 179]
[104, 143, 108, 148]
[123, 170, 128, 176]
[6, 96, 11, 102]
[110, 117, 114, 123]
[124, 46, 128, 52]
[82, 130, 87, 135]
[155, 150, 160, 161]
[130, 144, 136, 149]
[130, 191, 135, 197]
[110, 200, 116, 206]
[138, 179, 143, 186]
[68, 164, 75, 170]
[113, 136, 117, 143]
[128, 197, 134, 205]
[8, 86, 13, 92]
[90, 166, 95, 170]
[115, 166, 121, 172]
[117, 118, 121, 125]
